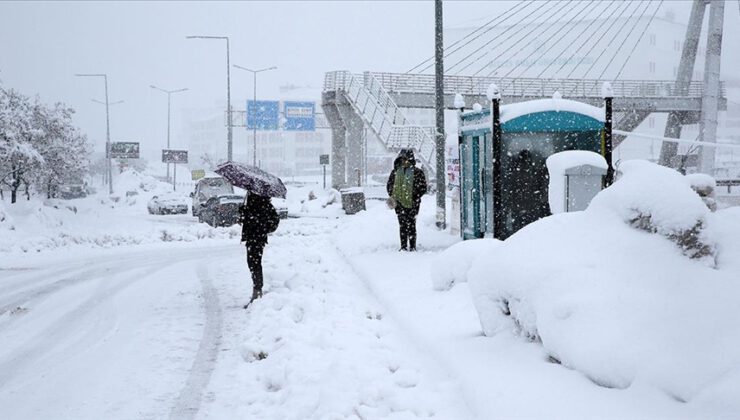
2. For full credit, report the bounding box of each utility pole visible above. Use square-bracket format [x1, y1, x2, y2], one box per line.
[150, 85, 188, 185]
[76, 73, 113, 195]
[434, 0, 446, 230]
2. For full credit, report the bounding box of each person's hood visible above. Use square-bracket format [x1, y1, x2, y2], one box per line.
[398, 149, 416, 166]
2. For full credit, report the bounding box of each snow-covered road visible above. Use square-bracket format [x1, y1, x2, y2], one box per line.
[0, 243, 239, 419]
[0, 214, 472, 419]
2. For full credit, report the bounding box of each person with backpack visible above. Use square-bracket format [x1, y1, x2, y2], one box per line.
[239, 193, 280, 305]
[386, 149, 427, 251]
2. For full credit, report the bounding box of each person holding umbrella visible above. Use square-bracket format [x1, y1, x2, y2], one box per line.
[239, 193, 280, 304]
[215, 161, 286, 306]
[386, 149, 427, 251]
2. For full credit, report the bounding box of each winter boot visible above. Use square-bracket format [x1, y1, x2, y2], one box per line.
[251, 288, 263, 302]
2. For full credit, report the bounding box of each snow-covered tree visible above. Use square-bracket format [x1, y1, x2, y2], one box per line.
[0, 87, 44, 203]
[0, 86, 91, 202]
[31, 102, 90, 198]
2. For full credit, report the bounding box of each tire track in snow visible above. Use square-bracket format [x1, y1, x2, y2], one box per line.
[168, 261, 223, 420]
[0, 246, 233, 316]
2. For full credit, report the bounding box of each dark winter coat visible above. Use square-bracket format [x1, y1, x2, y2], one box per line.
[386, 150, 427, 216]
[239, 194, 280, 246]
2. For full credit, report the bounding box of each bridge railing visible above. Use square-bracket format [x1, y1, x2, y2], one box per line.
[361, 72, 725, 99]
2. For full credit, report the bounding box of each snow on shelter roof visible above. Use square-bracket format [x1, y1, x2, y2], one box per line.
[461, 98, 605, 135]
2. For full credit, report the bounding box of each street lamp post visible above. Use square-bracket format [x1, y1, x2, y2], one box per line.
[150, 85, 188, 185]
[186, 35, 232, 162]
[76, 73, 113, 195]
[233, 64, 277, 166]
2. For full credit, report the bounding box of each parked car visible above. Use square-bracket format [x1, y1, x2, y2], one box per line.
[148, 192, 189, 215]
[191, 176, 234, 217]
[272, 197, 289, 219]
[200, 194, 244, 227]
[58, 184, 87, 199]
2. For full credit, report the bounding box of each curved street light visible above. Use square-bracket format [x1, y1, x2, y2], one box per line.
[233, 64, 278, 166]
[75, 73, 113, 194]
[150, 85, 188, 185]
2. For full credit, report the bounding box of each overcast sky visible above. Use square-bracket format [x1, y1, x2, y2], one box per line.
[2, 0, 733, 160]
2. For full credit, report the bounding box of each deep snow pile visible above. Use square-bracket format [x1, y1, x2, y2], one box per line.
[0, 169, 240, 254]
[430, 238, 500, 291]
[455, 161, 740, 407]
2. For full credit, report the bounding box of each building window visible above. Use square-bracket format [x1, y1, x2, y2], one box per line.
[649, 33, 656, 46]
[649, 62, 656, 73]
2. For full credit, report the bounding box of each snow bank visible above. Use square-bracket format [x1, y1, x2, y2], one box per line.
[0, 197, 241, 253]
[466, 160, 740, 404]
[430, 238, 501, 291]
[0, 170, 241, 254]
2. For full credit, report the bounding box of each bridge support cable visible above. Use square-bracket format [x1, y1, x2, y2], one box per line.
[408, 0, 529, 74]
[447, 1, 565, 75]
[562, 0, 641, 81]
[575, 0, 650, 81]
[494, 0, 612, 80]
[545, 0, 623, 79]
[497, 0, 618, 80]
[516, 0, 636, 96]
[479, 0, 599, 78]
[455, 0, 566, 75]
[601, 0, 664, 82]
[532, 0, 630, 81]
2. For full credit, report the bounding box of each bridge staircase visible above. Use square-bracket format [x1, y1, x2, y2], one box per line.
[322, 71, 438, 179]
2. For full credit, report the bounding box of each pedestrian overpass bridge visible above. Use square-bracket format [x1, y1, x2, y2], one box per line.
[322, 70, 727, 185]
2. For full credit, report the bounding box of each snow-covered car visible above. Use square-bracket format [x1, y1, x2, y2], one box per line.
[199, 194, 244, 227]
[58, 184, 87, 199]
[272, 197, 289, 219]
[191, 176, 234, 217]
[147, 192, 189, 215]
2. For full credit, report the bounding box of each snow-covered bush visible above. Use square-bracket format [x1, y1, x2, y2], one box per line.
[467, 160, 740, 402]
[685, 173, 717, 212]
[589, 160, 714, 260]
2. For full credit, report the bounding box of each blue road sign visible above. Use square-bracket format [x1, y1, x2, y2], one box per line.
[247, 100, 280, 130]
[284, 101, 315, 131]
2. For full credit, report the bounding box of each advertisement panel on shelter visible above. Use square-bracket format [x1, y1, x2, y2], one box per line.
[247, 100, 280, 130]
[284, 101, 315, 131]
[162, 149, 188, 164]
[108, 142, 140, 159]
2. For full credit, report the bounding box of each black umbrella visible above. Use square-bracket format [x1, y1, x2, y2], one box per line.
[215, 161, 287, 199]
